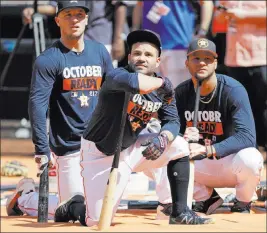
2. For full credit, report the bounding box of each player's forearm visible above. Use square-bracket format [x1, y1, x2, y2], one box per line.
[107, 68, 163, 93]
[199, 0, 214, 32]
[213, 131, 256, 159]
[28, 99, 50, 155]
[137, 73, 163, 94]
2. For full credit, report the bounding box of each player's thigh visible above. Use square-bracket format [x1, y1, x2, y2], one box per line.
[80, 138, 132, 225]
[127, 134, 189, 172]
[54, 151, 84, 202]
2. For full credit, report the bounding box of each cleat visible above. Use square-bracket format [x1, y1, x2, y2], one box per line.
[6, 178, 35, 216]
[54, 194, 85, 222]
[193, 189, 224, 215]
[231, 198, 251, 213]
[169, 207, 215, 225]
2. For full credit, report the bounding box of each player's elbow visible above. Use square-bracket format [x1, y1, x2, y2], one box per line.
[242, 130, 257, 148]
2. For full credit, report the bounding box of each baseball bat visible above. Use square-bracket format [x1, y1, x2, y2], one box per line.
[98, 92, 131, 231]
[37, 164, 49, 223]
[126, 200, 267, 209]
[188, 80, 202, 209]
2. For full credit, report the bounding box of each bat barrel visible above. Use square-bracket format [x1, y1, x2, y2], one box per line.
[37, 166, 49, 222]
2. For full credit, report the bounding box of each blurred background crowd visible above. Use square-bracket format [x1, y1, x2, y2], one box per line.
[0, 0, 266, 161]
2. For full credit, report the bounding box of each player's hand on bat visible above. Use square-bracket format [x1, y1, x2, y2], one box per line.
[141, 133, 169, 160]
[35, 154, 54, 177]
[188, 143, 207, 160]
[157, 76, 175, 104]
[184, 127, 200, 142]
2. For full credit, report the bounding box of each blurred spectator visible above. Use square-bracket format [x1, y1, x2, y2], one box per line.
[22, 0, 128, 65]
[210, 0, 228, 75]
[131, 0, 214, 88]
[216, 1, 267, 160]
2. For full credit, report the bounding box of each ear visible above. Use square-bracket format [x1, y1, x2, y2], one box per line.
[155, 57, 161, 68]
[85, 14, 89, 26]
[55, 16, 60, 27]
[214, 59, 218, 70]
[128, 54, 131, 62]
[185, 59, 188, 68]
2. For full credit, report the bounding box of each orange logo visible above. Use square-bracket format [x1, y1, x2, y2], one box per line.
[63, 77, 102, 91]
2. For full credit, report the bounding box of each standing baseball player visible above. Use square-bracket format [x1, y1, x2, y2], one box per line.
[6, 0, 113, 219]
[54, 29, 214, 226]
[176, 38, 264, 214]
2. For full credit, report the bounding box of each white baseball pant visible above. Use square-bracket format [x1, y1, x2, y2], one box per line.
[80, 133, 189, 227]
[193, 147, 264, 202]
[17, 151, 84, 219]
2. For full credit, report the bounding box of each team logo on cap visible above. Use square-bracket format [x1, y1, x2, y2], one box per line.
[197, 39, 209, 48]
[70, 0, 78, 3]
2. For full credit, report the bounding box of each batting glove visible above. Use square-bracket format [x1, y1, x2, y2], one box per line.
[35, 154, 54, 177]
[157, 76, 174, 104]
[141, 133, 169, 160]
[184, 127, 200, 142]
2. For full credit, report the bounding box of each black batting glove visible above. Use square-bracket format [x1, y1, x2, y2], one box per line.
[141, 133, 169, 160]
[157, 76, 174, 104]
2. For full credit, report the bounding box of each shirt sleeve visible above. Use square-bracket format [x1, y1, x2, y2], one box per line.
[158, 97, 180, 139]
[100, 43, 114, 76]
[105, 67, 139, 93]
[213, 86, 257, 158]
[28, 55, 56, 158]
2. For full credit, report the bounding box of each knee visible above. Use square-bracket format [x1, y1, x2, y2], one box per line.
[233, 148, 263, 177]
[170, 136, 190, 155]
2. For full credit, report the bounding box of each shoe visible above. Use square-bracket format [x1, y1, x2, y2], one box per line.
[193, 189, 224, 215]
[230, 198, 251, 213]
[6, 178, 35, 216]
[169, 207, 215, 225]
[156, 202, 172, 220]
[54, 194, 85, 222]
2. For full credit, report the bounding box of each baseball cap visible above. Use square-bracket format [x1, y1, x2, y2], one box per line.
[127, 30, 162, 56]
[56, 0, 90, 15]
[187, 38, 218, 58]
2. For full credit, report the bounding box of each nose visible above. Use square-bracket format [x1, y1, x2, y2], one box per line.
[137, 54, 146, 62]
[70, 16, 79, 22]
[199, 59, 207, 66]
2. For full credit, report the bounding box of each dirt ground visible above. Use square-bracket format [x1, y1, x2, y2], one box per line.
[1, 139, 266, 232]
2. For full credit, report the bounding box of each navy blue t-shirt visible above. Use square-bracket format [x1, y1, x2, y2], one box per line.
[28, 40, 113, 157]
[175, 74, 256, 158]
[83, 67, 179, 155]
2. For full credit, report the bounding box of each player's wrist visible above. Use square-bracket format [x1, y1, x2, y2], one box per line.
[159, 132, 169, 145]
